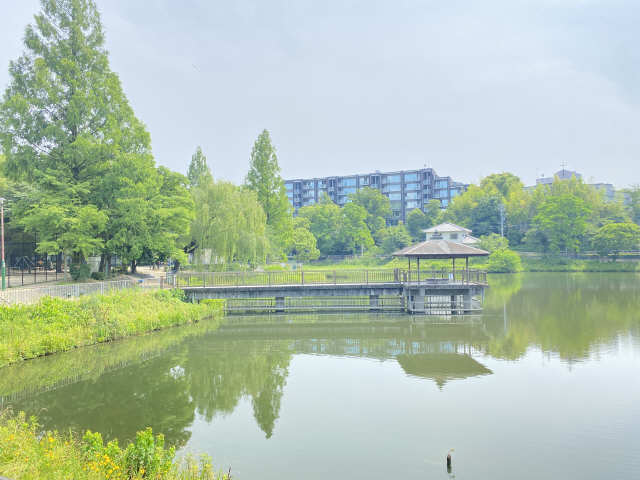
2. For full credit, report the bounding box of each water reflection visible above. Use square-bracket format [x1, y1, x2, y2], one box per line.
[1, 272, 639, 451]
[482, 273, 640, 361]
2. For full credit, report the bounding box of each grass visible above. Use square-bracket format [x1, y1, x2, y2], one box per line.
[0, 410, 229, 480]
[0, 289, 224, 368]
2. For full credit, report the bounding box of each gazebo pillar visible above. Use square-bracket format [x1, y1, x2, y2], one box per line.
[452, 257, 456, 282]
[417, 257, 420, 284]
[465, 256, 469, 283]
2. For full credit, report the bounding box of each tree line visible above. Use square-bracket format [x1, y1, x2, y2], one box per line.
[1, 0, 638, 278]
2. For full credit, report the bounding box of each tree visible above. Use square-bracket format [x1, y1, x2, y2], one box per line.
[592, 222, 640, 259]
[487, 248, 522, 273]
[289, 218, 320, 262]
[298, 195, 374, 256]
[406, 200, 441, 242]
[627, 186, 640, 225]
[0, 0, 187, 273]
[350, 187, 392, 240]
[379, 224, 412, 254]
[532, 193, 591, 254]
[191, 181, 267, 267]
[406, 209, 426, 241]
[187, 146, 212, 188]
[245, 130, 291, 237]
[298, 196, 342, 255]
[478, 233, 509, 253]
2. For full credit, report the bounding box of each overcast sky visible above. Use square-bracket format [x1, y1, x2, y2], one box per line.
[1, 0, 639, 187]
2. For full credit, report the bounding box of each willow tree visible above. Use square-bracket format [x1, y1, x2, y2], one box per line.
[191, 181, 267, 267]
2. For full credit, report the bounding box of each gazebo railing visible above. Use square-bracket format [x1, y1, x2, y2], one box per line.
[403, 269, 487, 285]
[171, 268, 487, 287]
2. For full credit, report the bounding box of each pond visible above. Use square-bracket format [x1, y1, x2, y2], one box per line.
[1, 273, 639, 479]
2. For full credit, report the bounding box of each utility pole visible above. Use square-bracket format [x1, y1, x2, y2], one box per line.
[1, 197, 5, 290]
[499, 203, 505, 238]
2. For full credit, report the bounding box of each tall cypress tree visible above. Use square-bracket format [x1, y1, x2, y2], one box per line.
[0, 0, 191, 270]
[245, 130, 292, 253]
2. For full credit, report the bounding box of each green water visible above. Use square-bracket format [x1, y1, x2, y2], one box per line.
[2, 273, 639, 479]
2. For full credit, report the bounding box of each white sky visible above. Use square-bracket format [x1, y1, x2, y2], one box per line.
[1, 0, 639, 188]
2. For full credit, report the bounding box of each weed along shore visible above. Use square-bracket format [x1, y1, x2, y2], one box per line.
[0, 289, 224, 368]
[0, 411, 230, 480]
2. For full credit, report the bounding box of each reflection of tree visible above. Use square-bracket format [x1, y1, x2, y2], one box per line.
[483, 273, 640, 361]
[12, 352, 195, 447]
[483, 273, 523, 310]
[185, 339, 290, 438]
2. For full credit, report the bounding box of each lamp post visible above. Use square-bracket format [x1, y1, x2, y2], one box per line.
[0, 197, 5, 290]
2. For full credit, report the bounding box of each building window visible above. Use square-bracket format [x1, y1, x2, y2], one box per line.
[406, 200, 419, 209]
[385, 174, 401, 184]
[404, 173, 419, 182]
[341, 177, 357, 187]
[405, 182, 420, 190]
[450, 233, 458, 240]
[388, 193, 401, 201]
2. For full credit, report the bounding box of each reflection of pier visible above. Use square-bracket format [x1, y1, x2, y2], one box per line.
[216, 315, 493, 388]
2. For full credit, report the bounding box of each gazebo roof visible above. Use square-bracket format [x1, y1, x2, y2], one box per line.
[392, 239, 489, 258]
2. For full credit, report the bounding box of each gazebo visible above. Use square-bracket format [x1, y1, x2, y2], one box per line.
[393, 239, 489, 283]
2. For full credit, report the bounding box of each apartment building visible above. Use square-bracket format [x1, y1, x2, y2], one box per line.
[284, 168, 467, 224]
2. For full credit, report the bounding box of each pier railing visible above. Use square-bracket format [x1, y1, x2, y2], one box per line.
[172, 269, 487, 288]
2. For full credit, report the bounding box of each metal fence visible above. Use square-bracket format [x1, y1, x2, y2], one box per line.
[0, 279, 147, 306]
[171, 268, 488, 288]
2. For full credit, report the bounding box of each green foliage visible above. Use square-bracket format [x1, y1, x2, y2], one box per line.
[478, 233, 509, 253]
[70, 263, 91, 282]
[0, 0, 193, 271]
[592, 222, 640, 257]
[298, 196, 374, 256]
[91, 271, 105, 280]
[621, 186, 640, 224]
[405, 200, 441, 241]
[0, 411, 226, 479]
[187, 146, 213, 188]
[245, 130, 292, 247]
[379, 223, 412, 254]
[487, 248, 522, 273]
[0, 289, 224, 368]
[191, 180, 268, 267]
[349, 187, 391, 240]
[289, 224, 320, 262]
[532, 192, 591, 254]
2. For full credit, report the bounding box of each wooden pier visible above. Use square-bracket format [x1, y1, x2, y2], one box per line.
[172, 268, 488, 315]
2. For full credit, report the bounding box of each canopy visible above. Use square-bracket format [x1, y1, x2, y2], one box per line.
[392, 240, 489, 259]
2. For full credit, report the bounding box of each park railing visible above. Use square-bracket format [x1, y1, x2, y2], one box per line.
[171, 269, 487, 288]
[0, 278, 162, 306]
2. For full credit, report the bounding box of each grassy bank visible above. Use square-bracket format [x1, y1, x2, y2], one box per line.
[0, 289, 224, 368]
[0, 411, 228, 480]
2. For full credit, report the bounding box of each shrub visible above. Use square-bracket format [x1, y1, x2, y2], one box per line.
[91, 271, 106, 281]
[487, 248, 522, 273]
[70, 263, 91, 282]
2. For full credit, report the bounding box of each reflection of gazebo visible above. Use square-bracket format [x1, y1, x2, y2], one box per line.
[396, 353, 492, 389]
[393, 240, 489, 283]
